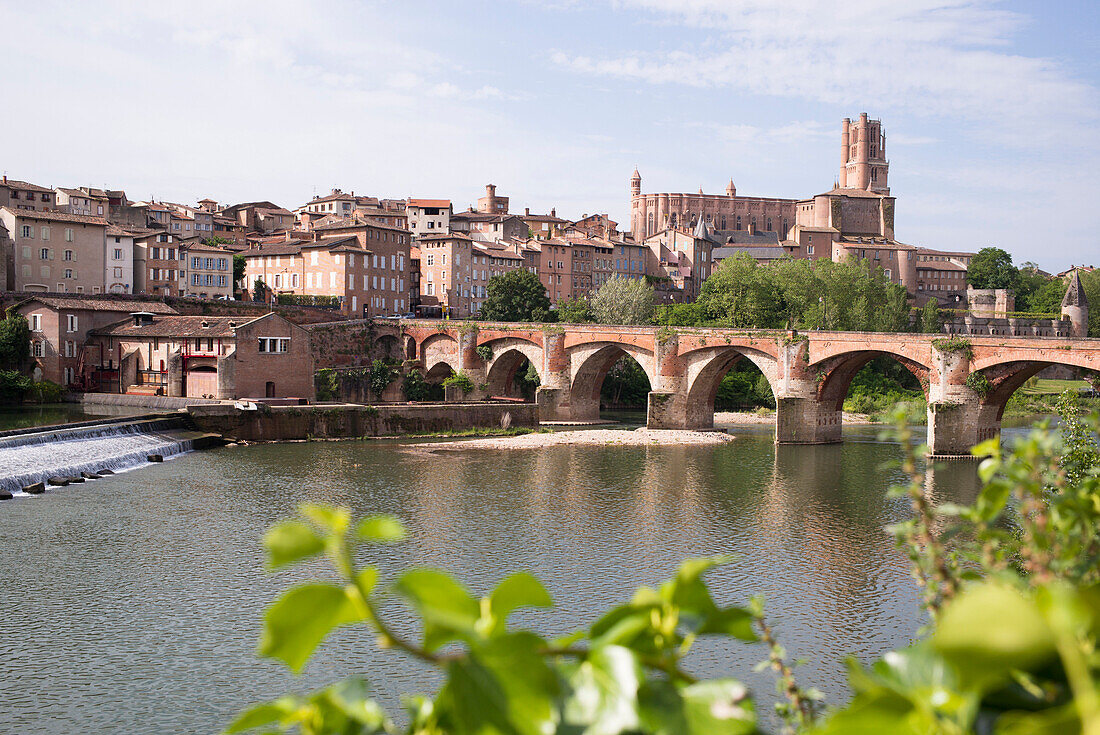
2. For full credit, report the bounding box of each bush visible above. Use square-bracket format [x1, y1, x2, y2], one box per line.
[315, 369, 339, 402]
[276, 294, 341, 309]
[28, 380, 62, 403]
[367, 360, 397, 398]
[402, 370, 431, 402]
[0, 369, 32, 404]
[442, 371, 475, 396]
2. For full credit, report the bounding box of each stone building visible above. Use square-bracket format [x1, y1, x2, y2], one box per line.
[415, 232, 474, 317]
[310, 218, 411, 315]
[470, 244, 525, 314]
[521, 207, 567, 240]
[476, 184, 509, 214]
[181, 240, 234, 299]
[0, 176, 56, 211]
[450, 211, 528, 243]
[133, 230, 183, 297]
[105, 225, 135, 294]
[87, 312, 314, 400]
[406, 199, 452, 237]
[55, 187, 109, 217]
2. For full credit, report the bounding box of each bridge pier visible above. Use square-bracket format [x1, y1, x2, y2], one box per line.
[774, 397, 842, 444]
[456, 327, 488, 401]
[926, 402, 999, 457]
[536, 332, 574, 421]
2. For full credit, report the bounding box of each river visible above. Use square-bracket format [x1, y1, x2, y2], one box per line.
[0, 418, 1004, 734]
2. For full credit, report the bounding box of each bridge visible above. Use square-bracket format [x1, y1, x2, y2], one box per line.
[371, 320, 1100, 457]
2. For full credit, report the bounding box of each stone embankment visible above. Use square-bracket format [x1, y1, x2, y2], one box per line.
[412, 427, 735, 452]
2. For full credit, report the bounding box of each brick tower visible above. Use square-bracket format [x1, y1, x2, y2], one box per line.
[839, 113, 889, 194]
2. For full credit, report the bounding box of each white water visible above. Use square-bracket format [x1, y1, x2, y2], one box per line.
[0, 424, 199, 495]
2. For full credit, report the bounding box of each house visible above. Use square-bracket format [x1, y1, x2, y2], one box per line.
[181, 240, 234, 299]
[0, 176, 56, 211]
[55, 187, 109, 217]
[13, 295, 177, 387]
[415, 232, 474, 317]
[450, 210, 528, 243]
[0, 207, 111, 294]
[406, 199, 452, 237]
[86, 312, 314, 400]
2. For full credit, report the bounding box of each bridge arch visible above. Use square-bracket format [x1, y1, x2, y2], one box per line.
[568, 342, 656, 422]
[813, 349, 930, 410]
[419, 333, 459, 376]
[681, 346, 780, 429]
[971, 356, 1100, 421]
[485, 340, 544, 399]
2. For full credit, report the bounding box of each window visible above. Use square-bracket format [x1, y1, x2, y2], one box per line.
[32, 341, 44, 357]
[40, 248, 50, 260]
[65, 341, 75, 358]
[64, 269, 73, 279]
[114, 248, 123, 260]
[66, 314, 78, 332]
[426, 254, 434, 266]
[29, 314, 42, 331]
[258, 337, 291, 353]
[21, 225, 33, 238]
[64, 249, 73, 261]
[41, 226, 50, 241]
[65, 228, 74, 242]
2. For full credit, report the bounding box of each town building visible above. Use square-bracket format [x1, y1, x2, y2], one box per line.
[86, 311, 314, 400]
[641, 218, 715, 301]
[521, 207, 567, 240]
[415, 233, 474, 317]
[55, 187, 109, 217]
[0, 177, 56, 211]
[476, 184, 509, 214]
[105, 225, 135, 294]
[310, 218, 411, 315]
[0, 208, 110, 294]
[220, 201, 294, 234]
[469, 243, 525, 313]
[450, 210, 528, 243]
[14, 295, 176, 387]
[915, 248, 972, 302]
[181, 240, 234, 299]
[406, 199, 452, 237]
[133, 230, 183, 297]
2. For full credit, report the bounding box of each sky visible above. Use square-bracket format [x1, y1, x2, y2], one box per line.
[2, 0, 1098, 271]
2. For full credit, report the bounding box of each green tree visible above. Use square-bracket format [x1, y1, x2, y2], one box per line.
[0, 313, 31, 371]
[966, 247, 1018, 290]
[1080, 268, 1100, 337]
[920, 297, 942, 333]
[233, 254, 247, 288]
[592, 274, 655, 325]
[367, 360, 397, 399]
[556, 296, 593, 323]
[480, 270, 552, 322]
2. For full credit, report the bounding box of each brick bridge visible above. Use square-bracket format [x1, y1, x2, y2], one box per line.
[371, 320, 1100, 456]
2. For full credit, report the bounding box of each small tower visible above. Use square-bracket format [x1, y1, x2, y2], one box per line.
[839, 113, 889, 194]
[630, 167, 641, 197]
[725, 179, 736, 197]
[1061, 269, 1089, 337]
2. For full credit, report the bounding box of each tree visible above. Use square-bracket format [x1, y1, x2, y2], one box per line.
[253, 277, 266, 303]
[919, 297, 942, 333]
[966, 247, 1018, 290]
[480, 270, 552, 322]
[592, 274, 655, 325]
[556, 296, 593, 323]
[0, 313, 31, 371]
[233, 254, 247, 288]
[1082, 269, 1100, 337]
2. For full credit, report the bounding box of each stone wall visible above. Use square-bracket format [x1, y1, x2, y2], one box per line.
[306, 319, 404, 368]
[187, 401, 538, 442]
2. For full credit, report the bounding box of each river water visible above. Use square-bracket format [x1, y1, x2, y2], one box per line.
[0, 421, 995, 734]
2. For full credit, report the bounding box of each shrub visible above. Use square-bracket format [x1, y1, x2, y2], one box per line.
[401, 370, 431, 402]
[29, 380, 62, 403]
[964, 371, 992, 398]
[314, 369, 339, 402]
[442, 371, 476, 395]
[475, 345, 493, 363]
[367, 360, 397, 398]
[0, 369, 32, 404]
[276, 294, 341, 309]
[932, 336, 974, 360]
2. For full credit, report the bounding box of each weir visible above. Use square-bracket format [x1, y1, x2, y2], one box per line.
[0, 414, 224, 496]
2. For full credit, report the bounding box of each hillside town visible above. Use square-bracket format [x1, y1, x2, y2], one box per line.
[1, 113, 1094, 399]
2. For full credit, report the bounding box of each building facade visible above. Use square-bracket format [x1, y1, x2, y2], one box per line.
[0, 208, 110, 294]
[406, 199, 452, 237]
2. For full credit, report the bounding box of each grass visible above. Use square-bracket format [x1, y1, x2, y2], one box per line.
[1017, 379, 1092, 396]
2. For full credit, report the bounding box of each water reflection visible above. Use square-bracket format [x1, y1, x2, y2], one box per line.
[0, 428, 986, 734]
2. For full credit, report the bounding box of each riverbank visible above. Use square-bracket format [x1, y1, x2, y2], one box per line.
[411, 427, 735, 451]
[714, 410, 877, 426]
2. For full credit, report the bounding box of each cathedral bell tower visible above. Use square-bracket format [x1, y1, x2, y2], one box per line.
[840, 113, 889, 194]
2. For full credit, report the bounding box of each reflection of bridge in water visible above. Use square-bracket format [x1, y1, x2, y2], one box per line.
[377, 321, 1100, 456]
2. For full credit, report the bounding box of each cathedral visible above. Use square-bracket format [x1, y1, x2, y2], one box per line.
[629, 112, 889, 241]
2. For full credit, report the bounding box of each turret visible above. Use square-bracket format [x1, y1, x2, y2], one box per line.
[630, 167, 641, 197]
[839, 118, 850, 188]
[1061, 269, 1089, 337]
[725, 179, 736, 197]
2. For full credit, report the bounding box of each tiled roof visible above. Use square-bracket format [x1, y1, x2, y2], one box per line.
[416, 232, 473, 242]
[1, 179, 52, 193]
[407, 199, 451, 208]
[16, 295, 177, 314]
[313, 217, 408, 234]
[92, 314, 262, 339]
[809, 187, 887, 200]
[712, 245, 787, 260]
[837, 236, 915, 250]
[0, 207, 108, 225]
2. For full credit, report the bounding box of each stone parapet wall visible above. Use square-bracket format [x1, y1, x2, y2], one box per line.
[187, 401, 537, 442]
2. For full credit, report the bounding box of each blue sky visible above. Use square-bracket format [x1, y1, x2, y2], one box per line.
[2, 0, 1097, 270]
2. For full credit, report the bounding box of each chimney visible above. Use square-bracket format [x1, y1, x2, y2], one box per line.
[551, 207, 556, 217]
[525, 207, 530, 216]
[747, 221, 756, 235]
[284, 231, 292, 242]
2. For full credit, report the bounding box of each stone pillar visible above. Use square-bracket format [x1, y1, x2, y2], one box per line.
[217, 350, 236, 400]
[167, 349, 184, 398]
[772, 334, 842, 445]
[535, 331, 572, 421]
[646, 331, 689, 429]
[455, 327, 488, 401]
[925, 343, 992, 456]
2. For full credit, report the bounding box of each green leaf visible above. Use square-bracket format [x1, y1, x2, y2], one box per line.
[311, 677, 390, 731]
[562, 644, 643, 734]
[698, 607, 758, 642]
[356, 515, 406, 544]
[393, 568, 480, 651]
[299, 504, 351, 536]
[436, 632, 559, 735]
[263, 521, 324, 570]
[259, 584, 365, 673]
[356, 566, 379, 595]
[223, 698, 299, 733]
[933, 583, 1056, 687]
[489, 572, 553, 624]
[680, 679, 757, 735]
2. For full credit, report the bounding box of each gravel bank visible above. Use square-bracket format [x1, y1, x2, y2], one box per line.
[410, 427, 735, 451]
[713, 411, 876, 426]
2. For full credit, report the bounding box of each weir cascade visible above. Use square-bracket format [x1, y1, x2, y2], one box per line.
[0, 414, 224, 496]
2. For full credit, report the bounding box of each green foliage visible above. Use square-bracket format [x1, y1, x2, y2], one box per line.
[481, 270, 552, 323]
[965, 371, 992, 398]
[919, 297, 942, 333]
[28, 380, 62, 403]
[692, 253, 909, 331]
[401, 370, 431, 402]
[367, 359, 397, 398]
[715, 362, 774, 410]
[232, 253, 247, 286]
[600, 357, 651, 408]
[0, 313, 31, 370]
[1055, 390, 1100, 487]
[1082, 269, 1100, 337]
[592, 275, 655, 325]
[277, 294, 342, 309]
[1015, 263, 1064, 314]
[315, 369, 339, 402]
[556, 296, 594, 324]
[0, 369, 33, 405]
[475, 345, 493, 363]
[932, 336, 974, 360]
[253, 277, 265, 300]
[966, 246, 1019, 290]
[442, 371, 476, 395]
[653, 302, 710, 326]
